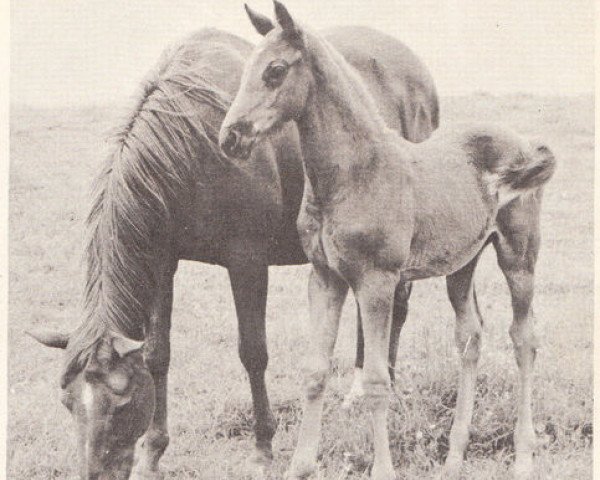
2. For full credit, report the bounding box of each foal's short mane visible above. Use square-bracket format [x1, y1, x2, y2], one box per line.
[303, 28, 389, 135]
[62, 32, 233, 385]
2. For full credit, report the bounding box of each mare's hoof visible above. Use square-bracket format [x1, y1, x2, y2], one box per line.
[130, 468, 164, 480]
[244, 449, 273, 477]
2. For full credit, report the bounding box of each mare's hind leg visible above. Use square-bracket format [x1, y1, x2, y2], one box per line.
[132, 262, 177, 480]
[494, 196, 542, 479]
[443, 254, 484, 478]
[287, 266, 348, 479]
[344, 282, 411, 408]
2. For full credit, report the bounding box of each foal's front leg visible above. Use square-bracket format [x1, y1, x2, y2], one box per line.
[355, 271, 398, 480]
[345, 282, 411, 408]
[287, 266, 348, 479]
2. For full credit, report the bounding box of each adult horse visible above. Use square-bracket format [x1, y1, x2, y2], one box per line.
[27, 20, 438, 480]
[220, 2, 555, 479]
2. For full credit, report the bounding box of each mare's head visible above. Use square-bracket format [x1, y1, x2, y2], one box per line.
[28, 328, 154, 479]
[219, 1, 313, 159]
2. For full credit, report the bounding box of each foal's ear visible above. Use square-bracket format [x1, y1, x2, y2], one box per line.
[273, 0, 303, 46]
[26, 328, 69, 349]
[245, 4, 274, 36]
[111, 333, 144, 358]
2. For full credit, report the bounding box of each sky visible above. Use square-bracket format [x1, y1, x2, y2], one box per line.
[10, 0, 595, 107]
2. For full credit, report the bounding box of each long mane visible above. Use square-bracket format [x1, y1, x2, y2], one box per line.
[62, 31, 233, 385]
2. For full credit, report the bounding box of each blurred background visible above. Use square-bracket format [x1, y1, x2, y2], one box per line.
[11, 0, 594, 107]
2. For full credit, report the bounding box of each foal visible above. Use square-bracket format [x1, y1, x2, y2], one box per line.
[220, 3, 555, 479]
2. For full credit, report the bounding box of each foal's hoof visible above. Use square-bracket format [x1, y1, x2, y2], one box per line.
[343, 369, 365, 410]
[342, 385, 365, 410]
[130, 468, 164, 480]
[285, 458, 317, 480]
[513, 454, 533, 479]
[371, 464, 397, 480]
[440, 455, 463, 479]
[342, 393, 359, 410]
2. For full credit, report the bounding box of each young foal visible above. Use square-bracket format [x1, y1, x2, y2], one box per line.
[219, 3, 556, 479]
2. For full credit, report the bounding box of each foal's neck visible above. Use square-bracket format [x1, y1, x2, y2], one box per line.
[297, 32, 408, 204]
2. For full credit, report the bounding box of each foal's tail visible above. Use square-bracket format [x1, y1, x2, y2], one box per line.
[474, 130, 557, 206]
[498, 142, 556, 194]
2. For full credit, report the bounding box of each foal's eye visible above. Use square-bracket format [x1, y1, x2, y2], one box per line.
[263, 61, 289, 87]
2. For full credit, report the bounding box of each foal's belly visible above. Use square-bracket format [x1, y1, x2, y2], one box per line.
[400, 224, 495, 281]
[400, 205, 496, 281]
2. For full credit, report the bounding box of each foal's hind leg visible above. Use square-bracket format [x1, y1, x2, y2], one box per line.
[345, 282, 411, 408]
[287, 266, 348, 479]
[443, 254, 483, 478]
[494, 197, 542, 479]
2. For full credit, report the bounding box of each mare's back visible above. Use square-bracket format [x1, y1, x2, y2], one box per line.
[324, 26, 438, 141]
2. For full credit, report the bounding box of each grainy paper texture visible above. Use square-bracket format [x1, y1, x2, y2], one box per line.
[5, 1, 595, 479]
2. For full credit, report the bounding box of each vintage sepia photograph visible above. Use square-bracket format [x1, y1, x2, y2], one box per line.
[7, 0, 594, 479]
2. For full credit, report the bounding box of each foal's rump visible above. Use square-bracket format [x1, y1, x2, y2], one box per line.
[402, 125, 555, 280]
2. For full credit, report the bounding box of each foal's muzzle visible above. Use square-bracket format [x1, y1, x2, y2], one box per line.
[219, 122, 255, 160]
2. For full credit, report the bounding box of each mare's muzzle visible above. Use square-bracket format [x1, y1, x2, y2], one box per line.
[219, 121, 255, 160]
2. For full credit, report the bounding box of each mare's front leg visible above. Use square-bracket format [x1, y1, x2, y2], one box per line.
[287, 266, 348, 479]
[345, 282, 411, 407]
[132, 262, 177, 480]
[227, 250, 277, 470]
[355, 271, 398, 480]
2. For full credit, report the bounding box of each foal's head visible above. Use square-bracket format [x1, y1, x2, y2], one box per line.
[29, 328, 154, 479]
[220, 1, 313, 159]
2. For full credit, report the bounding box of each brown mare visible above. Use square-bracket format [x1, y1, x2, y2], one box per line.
[27, 22, 438, 480]
[220, 3, 556, 479]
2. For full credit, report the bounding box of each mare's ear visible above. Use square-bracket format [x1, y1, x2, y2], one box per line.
[245, 4, 274, 36]
[273, 0, 304, 47]
[111, 333, 144, 358]
[26, 328, 69, 349]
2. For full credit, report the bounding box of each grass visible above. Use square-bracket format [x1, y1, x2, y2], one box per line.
[8, 94, 593, 479]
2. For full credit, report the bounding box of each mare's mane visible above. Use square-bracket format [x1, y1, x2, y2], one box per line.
[62, 33, 233, 386]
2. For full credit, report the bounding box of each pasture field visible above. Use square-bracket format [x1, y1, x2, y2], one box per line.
[9, 94, 593, 479]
